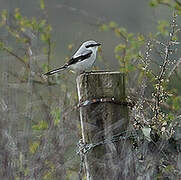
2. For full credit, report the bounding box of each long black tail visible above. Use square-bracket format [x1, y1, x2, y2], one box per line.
[44, 65, 67, 76]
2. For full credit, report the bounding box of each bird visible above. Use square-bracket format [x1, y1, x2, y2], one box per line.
[44, 40, 101, 76]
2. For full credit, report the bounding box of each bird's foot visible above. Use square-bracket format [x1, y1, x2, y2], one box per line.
[79, 70, 94, 76]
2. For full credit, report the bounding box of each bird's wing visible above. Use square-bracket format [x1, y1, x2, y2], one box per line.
[66, 49, 92, 66]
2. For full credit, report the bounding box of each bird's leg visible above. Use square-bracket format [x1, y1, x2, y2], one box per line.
[84, 71, 93, 75]
[85, 70, 94, 74]
[79, 70, 94, 75]
[80, 70, 85, 75]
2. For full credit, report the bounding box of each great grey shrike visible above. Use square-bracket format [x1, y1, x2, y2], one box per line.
[44, 40, 101, 76]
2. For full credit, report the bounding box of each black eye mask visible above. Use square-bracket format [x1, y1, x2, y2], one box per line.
[85, 43, 101, 48]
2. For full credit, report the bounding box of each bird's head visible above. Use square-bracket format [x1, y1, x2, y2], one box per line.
[82, 40, 101, 52]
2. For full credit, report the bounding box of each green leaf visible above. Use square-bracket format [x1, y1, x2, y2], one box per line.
[40, 0, 45, 9]
[157, 20, 169, 36]
[149, 0, 159, 7]
[42, 63, 49, 72]
[0, 41, 5, 49]
[109, 21, 118, 29]
[175, 4, 181, 14]
[137, 34, 145, 42]
[99, 24, 109, 31]
[43, 161, 55, 180]
[40, 33, 47, 41]
[118, 27, 127, 37]
[127, 64, 136, 71]
[14, 8, 22, 20]
[1, 10, 7, 25]
[29, 141, 40, 154]
[32, 120, 48, 130]
[51, 108, 61, 126]
[114, 43, 126, 54]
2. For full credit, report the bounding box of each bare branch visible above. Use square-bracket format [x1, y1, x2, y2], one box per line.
[174, 0, 181, 7]
[3, 46, 29, 69]
[168, 57, 181, 78]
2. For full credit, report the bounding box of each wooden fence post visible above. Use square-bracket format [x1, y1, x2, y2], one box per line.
[76, 71, 129, 180]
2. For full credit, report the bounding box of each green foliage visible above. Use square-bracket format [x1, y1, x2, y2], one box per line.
[32, 120, 49, 130]
[51, 107, 61, 126]
[29, 141, 40, 154]
[0, 1, 181, 179]
[149, 0, 159, 7]
[40, 0, 45, 10]
[0, 40, 5, 49]
[100, 22, 145, 73]
[0, 8, 52, 47]
[42, 63, 49, 73]
[101, 11, 181, 137]
[157, 20, 169, 36]
[99, 24, 109, 31]
[149, 0, 181, 14]
[109, 21, 118, 29]
[175, 3, 181, 14]
[0, 10, 7, 26]
[0, 7, 53, 78]
[43, 161, 55, 180]
[167, 91, 181, 111]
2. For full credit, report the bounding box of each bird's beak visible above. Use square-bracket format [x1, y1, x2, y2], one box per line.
[96, 43, 101, 46]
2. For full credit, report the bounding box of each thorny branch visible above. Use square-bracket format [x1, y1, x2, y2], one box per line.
[154, 12, 178, 123]
[168, 57, 181, 78]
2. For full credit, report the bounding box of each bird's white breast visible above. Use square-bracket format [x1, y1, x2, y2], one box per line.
[70, 53, 96, 72]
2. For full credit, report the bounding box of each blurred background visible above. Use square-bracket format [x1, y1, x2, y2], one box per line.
[0, 0, 181, 179]
[0, 0, 173, 70]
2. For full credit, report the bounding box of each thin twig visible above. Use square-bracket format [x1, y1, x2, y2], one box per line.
[154, 13, 177, 122]
[174, 0, 181, 7]
[3, 46, 29, 69]
[168, 58, 181, 79]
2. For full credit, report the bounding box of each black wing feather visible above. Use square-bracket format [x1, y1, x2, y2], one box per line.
[66, 50, 92, 66]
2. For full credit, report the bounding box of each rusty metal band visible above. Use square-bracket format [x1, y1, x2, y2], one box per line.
[78, 97, 135, 108]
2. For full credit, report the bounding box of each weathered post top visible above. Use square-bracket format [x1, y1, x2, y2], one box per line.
[77, 71, 125, 101]
[76, 71, 129, 180]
